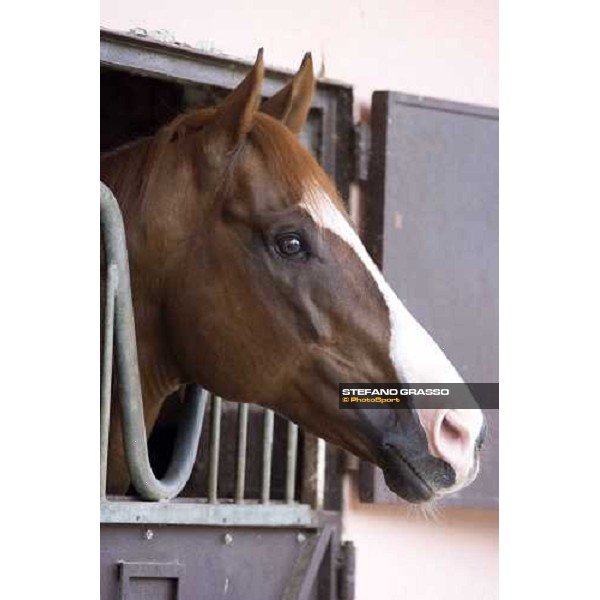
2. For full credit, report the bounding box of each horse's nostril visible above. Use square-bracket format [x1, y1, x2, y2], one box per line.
[440, 413, 465, 443]
[435, 410, 472, 466]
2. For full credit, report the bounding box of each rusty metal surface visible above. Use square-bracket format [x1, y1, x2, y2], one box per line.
[360, 92, 499, 507]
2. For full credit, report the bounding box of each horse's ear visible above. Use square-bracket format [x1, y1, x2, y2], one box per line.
[213, 49, 265, 146]
[261, 52, 315, 134]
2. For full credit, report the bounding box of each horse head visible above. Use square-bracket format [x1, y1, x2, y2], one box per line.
[101, 50, 485, 503]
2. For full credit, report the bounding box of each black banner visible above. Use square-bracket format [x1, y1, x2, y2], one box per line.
[338, 383, 499, 409]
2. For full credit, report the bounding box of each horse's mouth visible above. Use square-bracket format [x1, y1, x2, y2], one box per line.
[380, 446, 436, 503]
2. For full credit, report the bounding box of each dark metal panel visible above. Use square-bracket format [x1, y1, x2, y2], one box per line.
[360, 91, 499, 507]
[380, 94, 498, 382]
[102, 525, 305, 600]
[102, 515, 342, 600]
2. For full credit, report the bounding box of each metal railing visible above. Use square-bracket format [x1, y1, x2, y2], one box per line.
[204, 399, 301, 506]
[101, 182, 208, 501]
[100, 182, 322, 527]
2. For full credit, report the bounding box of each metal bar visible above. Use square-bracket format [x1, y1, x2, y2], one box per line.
[100, 29, 336, 109]
[101, 182, 208, 500]
[208, 395, 222, 503]
[315, 438, 326, 510]
[286, 421, 299, 503]
[100, 263, 118, 498]
[235, 403, 249, 503]
[338, 541, 356, 600]
[301, 435, 327, 510]
[101, 499, 314, 527]
[261, 409, 275, 503]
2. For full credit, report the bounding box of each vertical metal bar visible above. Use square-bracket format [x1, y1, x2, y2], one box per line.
[100, 263, 118, 499]
[339, 541, 356, 600]
[261, 409, 275, 503]
[315, 438, 326, 510]
[235, 403, 249, 503]
[208, 395, 222, 504]
[286, 421, 299, 503]
[301, 434, 327, 510]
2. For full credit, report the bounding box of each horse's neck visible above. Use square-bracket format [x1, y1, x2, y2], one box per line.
[136, 306, 181, 409]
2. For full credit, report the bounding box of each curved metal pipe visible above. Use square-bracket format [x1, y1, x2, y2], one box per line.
[101, 182, 207, 500]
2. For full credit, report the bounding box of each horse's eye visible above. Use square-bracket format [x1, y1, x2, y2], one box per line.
[274, 233, 307, 258]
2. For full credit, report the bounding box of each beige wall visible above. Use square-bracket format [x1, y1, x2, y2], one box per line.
[101, 3, 498, 599]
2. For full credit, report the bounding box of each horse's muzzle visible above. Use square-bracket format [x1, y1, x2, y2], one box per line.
[379, 433, 457, 503]
[380, 446, 435, 503]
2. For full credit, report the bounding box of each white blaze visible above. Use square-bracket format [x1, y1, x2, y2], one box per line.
[301, 185, 485, 492]
[301, 186, 464, 384]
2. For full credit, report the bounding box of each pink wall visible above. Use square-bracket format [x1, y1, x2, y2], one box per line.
[343, 478, 498, 600]
[100, 0, 498, 109]
[101, 3, 499, 598]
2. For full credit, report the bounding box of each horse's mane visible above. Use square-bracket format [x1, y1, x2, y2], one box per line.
[100, 106, 345, 220]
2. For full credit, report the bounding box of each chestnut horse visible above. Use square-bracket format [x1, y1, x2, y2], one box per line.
[101, 51, 484, 503]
